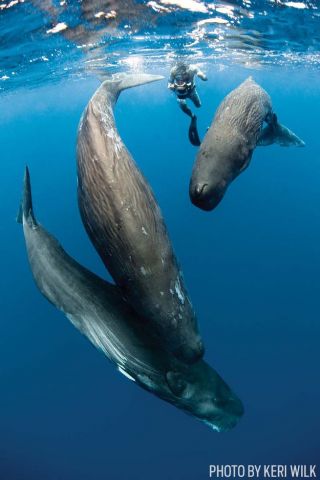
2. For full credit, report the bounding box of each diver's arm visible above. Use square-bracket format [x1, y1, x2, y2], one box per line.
[167, 69, 176, 90]
[190, 64, 207, 81]
[196, 69, 208, 81]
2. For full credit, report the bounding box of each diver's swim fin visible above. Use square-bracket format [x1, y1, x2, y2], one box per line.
[258, 113, 305, 147]
[189, 115, 201, 147]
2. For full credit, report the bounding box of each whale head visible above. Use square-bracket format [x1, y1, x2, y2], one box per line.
[190, 130, 253, 211]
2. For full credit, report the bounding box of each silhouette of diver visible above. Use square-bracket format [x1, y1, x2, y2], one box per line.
[168, 62, 207, 146]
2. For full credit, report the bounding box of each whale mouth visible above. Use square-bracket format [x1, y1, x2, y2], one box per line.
[202, 396, 244, 432]
[203, 414, 241, 432]
[190, 183, 223, 211]
[193, 183, 208, 198]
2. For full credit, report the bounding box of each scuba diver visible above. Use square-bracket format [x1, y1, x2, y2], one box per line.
[168, 62, 208, 146]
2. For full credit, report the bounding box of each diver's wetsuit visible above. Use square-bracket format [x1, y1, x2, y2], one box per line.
[177, 87, 201, 116]
[168, 64, 207, 118]
[168, 64, 207, 146]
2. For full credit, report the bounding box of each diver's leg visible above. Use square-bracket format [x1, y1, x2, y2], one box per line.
[189, 115, 201, 146]
[177, 98, 200, 146]
[178, 99, 193, 118]
[189, 89, 201, 108]
[186, 92, 201, 146]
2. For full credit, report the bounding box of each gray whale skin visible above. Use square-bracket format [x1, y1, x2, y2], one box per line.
[18, 167, 244, 432]
[190, 77, 305, 211]
[77, 73, 203, 363]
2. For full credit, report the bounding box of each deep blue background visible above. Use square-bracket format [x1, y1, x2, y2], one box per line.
[0, 65, 319, 479]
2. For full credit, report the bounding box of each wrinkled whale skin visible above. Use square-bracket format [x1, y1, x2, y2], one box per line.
[77, 74, 203, 363]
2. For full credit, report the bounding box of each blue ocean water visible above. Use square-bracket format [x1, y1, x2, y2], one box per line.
[0, 1, 320, 479]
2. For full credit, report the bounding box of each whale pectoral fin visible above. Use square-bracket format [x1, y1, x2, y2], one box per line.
[258, 113, 305, 147]
[189, 115, 201, 147]
[274, 122, 305, 147]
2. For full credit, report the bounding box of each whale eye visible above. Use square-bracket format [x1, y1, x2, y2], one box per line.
[166, 371, 188, 397]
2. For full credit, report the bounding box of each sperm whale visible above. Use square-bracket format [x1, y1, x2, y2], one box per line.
[77, 73, 203, 363]
[190, 77, 305, 211]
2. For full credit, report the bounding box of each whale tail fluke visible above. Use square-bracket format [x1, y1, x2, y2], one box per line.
[101, 73, 164, 104]
[17, 166, 37, 227]
[114, 73, 165, 91]
[258, 113, 305, 147]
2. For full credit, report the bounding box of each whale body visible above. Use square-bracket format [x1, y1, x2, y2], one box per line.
[190, 77, 305, 211]
[77, 74, 203, 363]
[18, 167, 244, 432]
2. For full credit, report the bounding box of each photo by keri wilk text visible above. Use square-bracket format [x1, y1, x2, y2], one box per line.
[209, 465, 317, 479]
